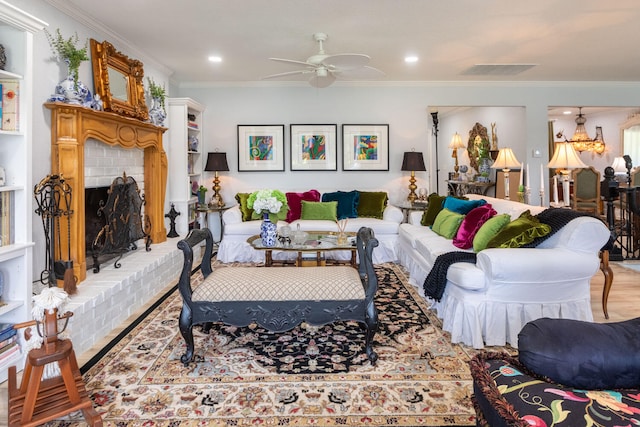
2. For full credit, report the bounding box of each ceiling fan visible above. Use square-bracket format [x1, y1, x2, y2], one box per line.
[262, 32, 385, 88]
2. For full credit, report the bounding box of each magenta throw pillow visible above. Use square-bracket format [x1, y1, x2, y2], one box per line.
[453, 204, 497, 249]
[285, 190, 320, 222]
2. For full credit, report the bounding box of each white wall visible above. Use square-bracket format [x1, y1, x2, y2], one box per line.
[178, 83, 640, 208]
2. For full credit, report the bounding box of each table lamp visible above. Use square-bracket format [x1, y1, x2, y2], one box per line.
[547, 141, 586, 206]
[448, 133, 466, 179]
[204, 152, 230, 207]
[491, 148, 521, 200]
[401, 151, 426, 202]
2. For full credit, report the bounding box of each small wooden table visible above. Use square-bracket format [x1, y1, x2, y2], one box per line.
[248, 231, 357, 267]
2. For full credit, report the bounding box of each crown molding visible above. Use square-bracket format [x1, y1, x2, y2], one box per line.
[43, 0, 172, 77]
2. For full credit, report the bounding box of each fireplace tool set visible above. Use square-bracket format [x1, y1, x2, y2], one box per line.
[34, 174, 77, 294]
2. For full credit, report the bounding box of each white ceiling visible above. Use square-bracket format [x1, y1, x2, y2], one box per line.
[46, 0, 640, 86]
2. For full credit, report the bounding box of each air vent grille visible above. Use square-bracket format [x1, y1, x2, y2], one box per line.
[462, 64, 537, 76]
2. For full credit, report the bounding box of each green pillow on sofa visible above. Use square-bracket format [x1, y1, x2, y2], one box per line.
[472, 213, 511, 252]
[486, 210, 551, 249]
[431, 208, 464, 239]
[300, 200, 338, 221]
[421, 193, 447, 226]
[235, 193, 254, 221]
[357, 191, 388, 219]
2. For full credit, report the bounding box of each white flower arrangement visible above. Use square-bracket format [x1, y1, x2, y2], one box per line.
[248, 189, 289, 222]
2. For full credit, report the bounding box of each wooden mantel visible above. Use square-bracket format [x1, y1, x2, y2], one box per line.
[45, 102, 168, 283]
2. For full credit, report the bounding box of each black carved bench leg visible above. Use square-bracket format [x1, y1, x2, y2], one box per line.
[179, 306, 195, 366]
[364, 301, 379, 365]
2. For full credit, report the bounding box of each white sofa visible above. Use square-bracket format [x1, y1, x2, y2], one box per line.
[397, 194, 610, 349]
[217, 192, 403, 264]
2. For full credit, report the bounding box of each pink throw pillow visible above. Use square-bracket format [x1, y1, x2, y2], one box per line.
[453, 204, 497, 249]
[285, 190, 320, 222]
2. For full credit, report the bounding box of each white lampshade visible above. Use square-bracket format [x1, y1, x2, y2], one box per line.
[612, 156, 627, 175]
[491, 148, 521, 170]
[448, 132, 466, 149]
[548, 141, 587, 171]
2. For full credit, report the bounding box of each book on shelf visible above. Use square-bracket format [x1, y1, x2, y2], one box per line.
[0, 325, 17, 343]
[0, 191, 14, 246]
[0, 322, 14, 335]
[0, 342, 20, 364]
[0, 79, 19, 131]
[0, 333, 17, 350]
[188, 121, 199, 129]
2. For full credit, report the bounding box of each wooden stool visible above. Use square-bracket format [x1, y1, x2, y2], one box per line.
[8, 309, 102, 427]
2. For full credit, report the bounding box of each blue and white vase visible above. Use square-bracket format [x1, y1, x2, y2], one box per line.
[260, 213, 277, 247]
[148, 97, 166, 126]
[476, 157, 492, 182]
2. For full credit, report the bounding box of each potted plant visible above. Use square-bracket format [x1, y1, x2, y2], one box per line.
[146, 77, 167, 126]
[45, 28, 89, 88]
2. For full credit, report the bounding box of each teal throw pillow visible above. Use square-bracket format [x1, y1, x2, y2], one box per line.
[443, 196, 486, 214]
[431, 208, 465, 239]
[300, 200, 338, 221]
[321, 190, 360, 220]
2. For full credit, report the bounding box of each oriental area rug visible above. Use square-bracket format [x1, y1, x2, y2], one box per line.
[49, 263, 511, 426]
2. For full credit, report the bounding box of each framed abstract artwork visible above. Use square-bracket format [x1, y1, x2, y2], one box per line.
[237, 125, 285, 172]
[341, 124, 389, 171]
[290, 124, 337, 171]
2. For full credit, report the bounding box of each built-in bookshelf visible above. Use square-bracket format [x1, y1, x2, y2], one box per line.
[167, 98, 205, 236]
[0, 0, 46, 383]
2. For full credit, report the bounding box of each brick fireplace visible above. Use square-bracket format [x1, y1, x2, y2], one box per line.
[46, 103, 168, 283]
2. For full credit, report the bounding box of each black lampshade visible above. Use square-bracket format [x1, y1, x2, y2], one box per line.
[204, 152, 230, 172]
[401, 151, 426, 171]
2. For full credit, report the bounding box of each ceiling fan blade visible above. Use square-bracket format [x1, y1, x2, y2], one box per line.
[322, 53, 370, 70]
[269, 57, 315, 67]
[262, 70, 310, 80]
[334, 65, 385, 80]
[309, 73, 336, 88]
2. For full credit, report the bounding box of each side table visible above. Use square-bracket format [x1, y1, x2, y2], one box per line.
[196, 204, 233, 244]
[398, 202, 428, 223]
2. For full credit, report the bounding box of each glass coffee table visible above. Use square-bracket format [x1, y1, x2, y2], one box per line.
[247, 231, 357, 267]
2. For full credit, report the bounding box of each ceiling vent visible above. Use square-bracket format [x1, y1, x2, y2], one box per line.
[461, 63, 537, 76]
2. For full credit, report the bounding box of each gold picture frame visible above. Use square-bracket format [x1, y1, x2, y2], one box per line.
[90, 39, 148, 121]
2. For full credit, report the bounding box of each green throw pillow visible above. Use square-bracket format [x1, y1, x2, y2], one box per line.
[431, 208, 464, 239]
[300, 200, 338, 221]
[421, 193, 446, 226]
[357, 191, 388, 219]
[486, 211, 551, 249]
[235, 193, 254, 221]
[473, 213, 511, 252]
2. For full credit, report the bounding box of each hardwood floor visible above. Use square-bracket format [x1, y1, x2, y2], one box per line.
[0, 261, 637, 426]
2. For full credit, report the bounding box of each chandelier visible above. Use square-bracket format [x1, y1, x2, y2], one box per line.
[570, 107, 606, 155]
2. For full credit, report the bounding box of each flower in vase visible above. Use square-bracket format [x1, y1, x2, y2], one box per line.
[248, 189, 289, 222]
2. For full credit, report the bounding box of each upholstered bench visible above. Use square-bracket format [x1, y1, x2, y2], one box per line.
[176, 226, 380, 366]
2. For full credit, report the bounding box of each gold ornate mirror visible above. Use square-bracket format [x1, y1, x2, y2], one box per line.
[90, 39, 148, 121]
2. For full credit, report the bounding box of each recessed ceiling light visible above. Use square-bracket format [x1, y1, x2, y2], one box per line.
[405, 56, 418, 63]
[208, 56, 222, 63]
[563, 110, 572, 115]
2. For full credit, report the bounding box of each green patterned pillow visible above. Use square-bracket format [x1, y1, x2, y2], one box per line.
[472, 213, 511, 252]
[486, 211, 551, 249]
[235, 193, 254, 221]
[300, 201, 338, 221]
[357, 191, 388, 219]
[431, 208, 464, 239]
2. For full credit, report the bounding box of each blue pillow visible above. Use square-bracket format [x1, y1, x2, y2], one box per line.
[443, 196, 486, 214]
[321, 190, 360, 220]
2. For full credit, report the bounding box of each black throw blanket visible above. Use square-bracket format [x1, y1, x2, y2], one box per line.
[422, 208, 605, 301]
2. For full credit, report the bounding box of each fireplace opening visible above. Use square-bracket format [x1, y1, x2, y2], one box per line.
[84, 186, 111, 270]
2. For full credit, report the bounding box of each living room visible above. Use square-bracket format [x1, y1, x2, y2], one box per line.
[2, 0, 640, 425]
